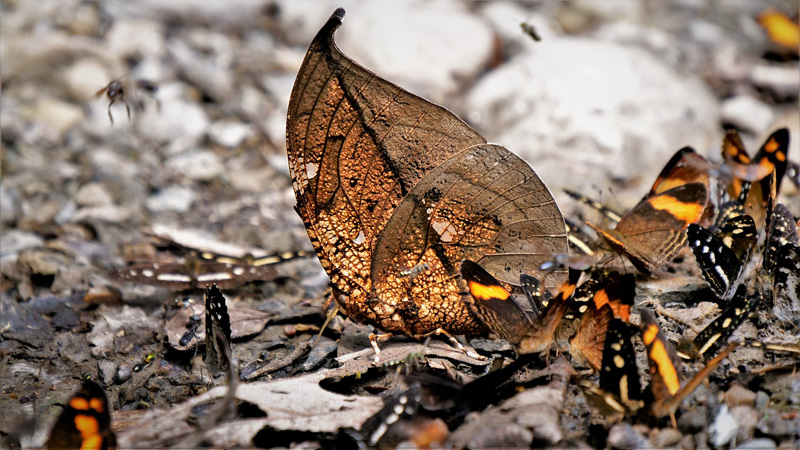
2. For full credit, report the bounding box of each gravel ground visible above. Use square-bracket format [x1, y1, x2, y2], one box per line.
[1, 0, 798, 448]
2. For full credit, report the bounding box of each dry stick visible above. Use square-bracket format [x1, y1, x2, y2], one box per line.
[241, 335, 314, 381]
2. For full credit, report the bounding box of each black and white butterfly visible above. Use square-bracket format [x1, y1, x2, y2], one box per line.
[772, 243, 800, 326]
[204, 284, 232, 376]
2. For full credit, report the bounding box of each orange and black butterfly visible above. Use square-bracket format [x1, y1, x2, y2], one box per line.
[576, 148, 710, 274]
[580, 309, 737, 423]
[45, 380, 116, 449]
[640, 310, 737, 421]
[721, 129, 789, 226]
[594, 318, 645, 414]
[460, 260, 578, 355]
[567, 271, 635, 371]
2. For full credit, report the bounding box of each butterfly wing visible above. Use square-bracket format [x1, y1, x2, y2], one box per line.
[287, 10, 567, 336]
[593, 183, 708, 273]
[687, 224, 742, 300]
[646, 147, 710, 197]
[773, 243, 800, 325]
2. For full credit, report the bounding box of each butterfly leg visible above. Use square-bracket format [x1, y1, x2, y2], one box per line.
[315, 292, 338, 346]
[369, 332, 394, 365]
[107, 98, 116, 124]
[421, 328, 486, 361]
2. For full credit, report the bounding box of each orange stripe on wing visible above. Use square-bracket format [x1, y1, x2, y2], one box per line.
[70, 397, 90, 411]
[468, 281, 510, 301]
[643, 324, 681, 396]
[647, 196, 704, 223]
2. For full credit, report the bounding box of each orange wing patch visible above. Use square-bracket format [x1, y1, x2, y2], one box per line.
[647, 196, 704, 223]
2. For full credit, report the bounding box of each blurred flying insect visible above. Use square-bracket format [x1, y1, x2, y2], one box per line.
[95, 76, 159, 124]
[520, 22, 541, 41]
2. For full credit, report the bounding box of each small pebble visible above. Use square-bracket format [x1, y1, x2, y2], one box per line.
[75, 182, 113, 207]
[468, 423, 532, 448]
[0, 230, 44, 257]
[733, 438, 776, 450]
[678, 406, 708, 433]
[757, 416, 795, 439]
[720, 95, 774, 134]
[731, 406, 758, 442]
[166, 149, 222, 181]
[116, 364, 133, 383]
[755, 391, 769, 409]
[301, 337, 338, 371]
[607, 422, 648, 449]
[98, 360, 118, 385]
[208, 121, 253, 148]
[680, 434, 695, 450]
[650, 427, 682, 448]
[710, 404, 737, 448]
[724, 384, 757, 407]
[146, 185, 197, 213]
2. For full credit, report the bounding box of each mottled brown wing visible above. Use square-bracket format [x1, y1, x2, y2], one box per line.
[286, 9, 486, 308]
[286, 9, 567, 336]
[371, 144, 568, 335]
[591, 182, 708, 273]
[646, 147, 710, 198]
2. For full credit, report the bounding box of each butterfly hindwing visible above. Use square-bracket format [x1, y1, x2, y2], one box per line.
[687, 224, 742, 300]
[773, 243, 800, 326]
[764, 203, 799, 273]
[691, 285, 759, 359]
[45, 380, 116, 450]
[590, 183, 708, 274]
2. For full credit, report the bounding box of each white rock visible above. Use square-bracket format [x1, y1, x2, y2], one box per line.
[1, 185, 18, 225]
[89, 148, 139, 179]
[721, 95, 774, 135]
[75, 183, 113, 207]
[0, 230, 44, 257]
[338, 1, 494, 100]
[167, 149, 222, 181]
[463, 37, 719, 204]
[710, 404, 738, 448]
[105, 19, 166, 58]
[750, 64, 800, 98]
[64, 59, 112, 102]
[146, 185, 197, 213]
[134, 83, 209, 148]
[208, 121, 253, 148]
[72, 205, 131, 223]
[22, 97, 85, 134]
[569, 0, 644, 22]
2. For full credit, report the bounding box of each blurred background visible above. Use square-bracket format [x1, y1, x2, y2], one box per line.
[0, 0, 798, 442]
[2, 1, 797, 264]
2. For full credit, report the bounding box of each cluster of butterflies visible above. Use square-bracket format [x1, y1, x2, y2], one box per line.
[341, 128, 798, 447]
[460, 128, 797, 416]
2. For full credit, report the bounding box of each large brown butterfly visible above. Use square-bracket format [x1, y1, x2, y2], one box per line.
[286, 9, 568, 338]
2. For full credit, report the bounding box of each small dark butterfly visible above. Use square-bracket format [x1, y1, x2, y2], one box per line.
[45, 380, 116, 449]
[204, 284, 232, 376]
